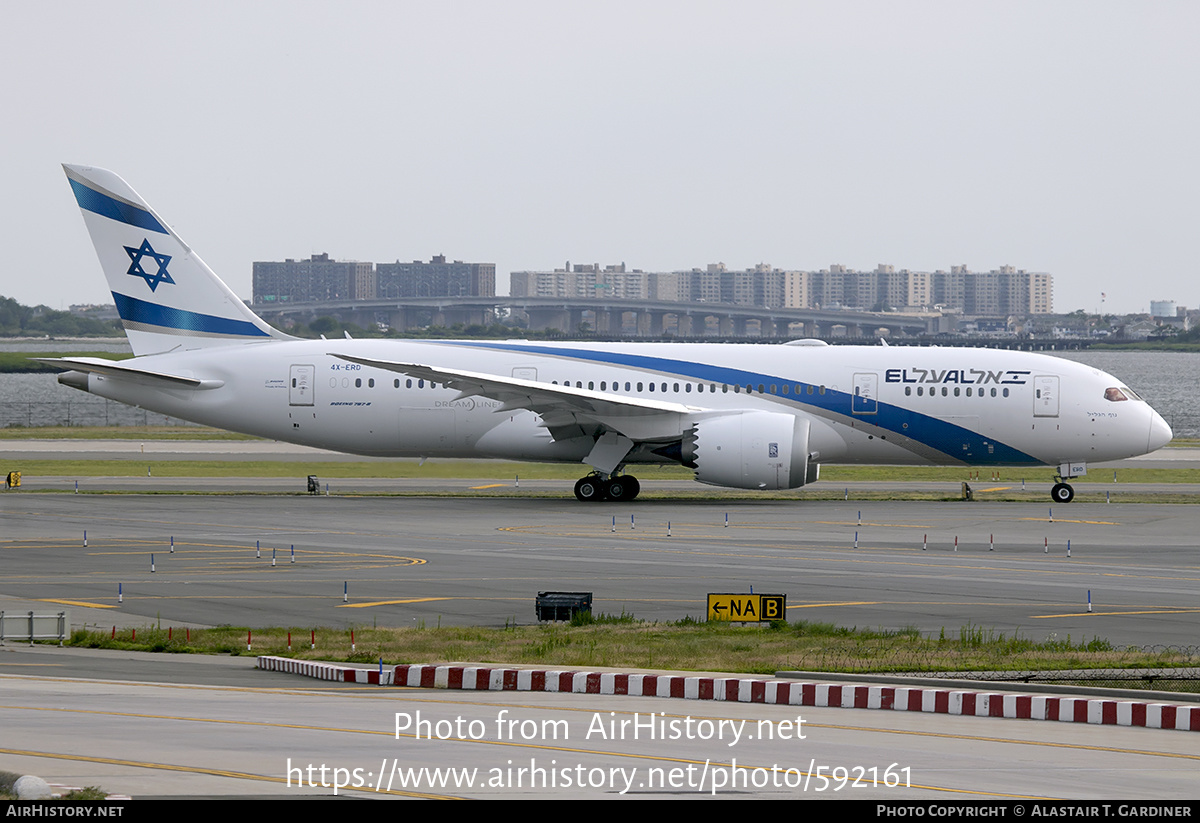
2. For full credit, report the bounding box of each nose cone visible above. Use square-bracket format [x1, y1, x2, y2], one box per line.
[1148, 410, 1173, 453]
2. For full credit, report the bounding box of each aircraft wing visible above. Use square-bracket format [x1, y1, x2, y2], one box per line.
[329, 353, 700, 443]
[33, 357, 224, 389]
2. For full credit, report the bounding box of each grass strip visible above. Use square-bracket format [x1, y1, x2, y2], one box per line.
[0, 426, 260, 441]
[65, 619, 1198, 691]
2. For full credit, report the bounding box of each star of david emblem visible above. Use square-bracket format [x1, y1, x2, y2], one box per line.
[123, 238, 174, 292]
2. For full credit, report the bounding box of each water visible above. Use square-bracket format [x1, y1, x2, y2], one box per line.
[0, 372, 194, 427]
[0, 340, 188, 427]
[1056, 351, 1200, 439]
[1, 345, 1197, 437]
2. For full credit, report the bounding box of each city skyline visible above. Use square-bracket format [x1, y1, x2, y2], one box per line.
[2, 3, 1196, 316]
[250, 253, 1055, 316]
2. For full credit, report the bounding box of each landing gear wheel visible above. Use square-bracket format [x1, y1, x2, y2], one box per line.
[624, 476, 640, 500]
[1051, 482, 1075, 503]
[604, 477, 630, 501]
[574, 477, 605, 502]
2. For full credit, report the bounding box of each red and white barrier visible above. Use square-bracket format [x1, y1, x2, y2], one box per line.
[258, 655, 392, 684]
[258, 657, 1199, 732]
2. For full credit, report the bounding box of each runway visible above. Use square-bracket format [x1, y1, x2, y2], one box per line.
[3, 482, 1200, 800]
[3, 440, 1196, 501]
[1, 493, 1198, 647]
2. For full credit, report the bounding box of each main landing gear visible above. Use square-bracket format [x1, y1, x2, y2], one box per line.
[573, 472, 641, 502]
[1050, 481, 1075, 503]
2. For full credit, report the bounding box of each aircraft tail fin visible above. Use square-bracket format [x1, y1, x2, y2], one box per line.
[63, 165, 289, 356]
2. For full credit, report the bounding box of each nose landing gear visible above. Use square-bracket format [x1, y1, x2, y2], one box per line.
[1050, 481, 1075, 503]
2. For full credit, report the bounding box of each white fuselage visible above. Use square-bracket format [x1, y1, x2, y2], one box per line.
[76, 338, 1169, 472]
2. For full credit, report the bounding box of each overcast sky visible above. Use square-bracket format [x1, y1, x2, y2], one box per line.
[2, 1, 1197, 315]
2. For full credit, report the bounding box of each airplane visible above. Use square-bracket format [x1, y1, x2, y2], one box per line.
[45, 165, 1173, 503]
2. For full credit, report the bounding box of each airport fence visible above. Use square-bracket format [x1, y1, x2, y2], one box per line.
[0, 400, 196, 429]
[0, 610, 67, 646]
[1157, 409, 1200, 440]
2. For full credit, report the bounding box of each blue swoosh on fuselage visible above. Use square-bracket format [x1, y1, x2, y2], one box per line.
[436, 341, 1042, 466]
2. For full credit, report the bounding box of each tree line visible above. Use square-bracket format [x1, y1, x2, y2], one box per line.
[0, 296, 121, 338]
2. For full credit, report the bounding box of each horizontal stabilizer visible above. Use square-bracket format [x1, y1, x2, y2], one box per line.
[34, 357, 223, 389]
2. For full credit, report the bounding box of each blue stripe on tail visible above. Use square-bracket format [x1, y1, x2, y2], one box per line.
[70, 179, 168, 234]
[113, 293, 272, 337]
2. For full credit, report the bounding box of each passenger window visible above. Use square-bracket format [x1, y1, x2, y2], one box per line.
[355, 378, 361, 388]
[369, 378, 375, 388]
[637, 382, 643, 391]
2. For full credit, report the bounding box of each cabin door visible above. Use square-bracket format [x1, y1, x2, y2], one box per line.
[852, 372, 878, 414]
[289, 364, 315, 406]
[1033, 375, 1059, 417]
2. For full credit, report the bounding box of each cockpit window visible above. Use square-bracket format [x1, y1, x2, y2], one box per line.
[1104, 387, 1128, 402]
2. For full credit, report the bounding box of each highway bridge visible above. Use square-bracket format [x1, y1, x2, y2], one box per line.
[251, 296, 944, 339]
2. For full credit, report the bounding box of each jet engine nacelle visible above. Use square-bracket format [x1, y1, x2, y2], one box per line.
[685, 411, 813, 490]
